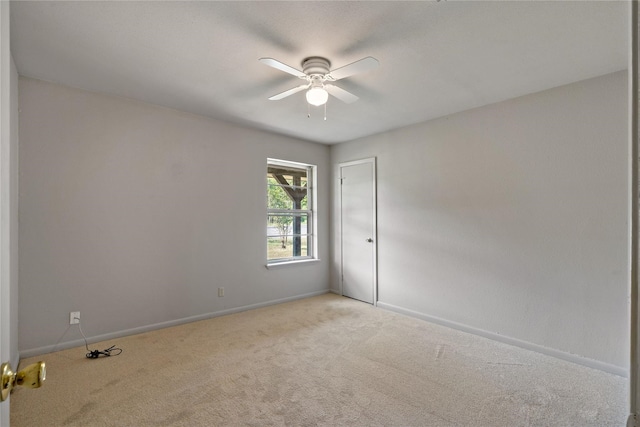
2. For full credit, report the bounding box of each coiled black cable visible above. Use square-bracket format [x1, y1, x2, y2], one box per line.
[78, 321, 123, 359]
[86, 345, 122, 359]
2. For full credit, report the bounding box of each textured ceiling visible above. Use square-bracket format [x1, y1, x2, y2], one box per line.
[10, 1, 628, 144]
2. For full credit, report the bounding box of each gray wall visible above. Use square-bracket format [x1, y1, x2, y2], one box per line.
[331, 71, 629, 372]
[18, 70, 630, 374]
[18, 77, 330, 354]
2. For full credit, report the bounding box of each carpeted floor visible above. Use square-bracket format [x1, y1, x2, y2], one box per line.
[11, 293, 627, 426]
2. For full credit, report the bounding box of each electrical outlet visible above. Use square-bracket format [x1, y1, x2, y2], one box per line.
[218, 287, 224, 297]
[70, 311, 80, 325]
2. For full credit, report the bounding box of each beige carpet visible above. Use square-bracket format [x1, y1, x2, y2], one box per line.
[11, 294, 627, 426]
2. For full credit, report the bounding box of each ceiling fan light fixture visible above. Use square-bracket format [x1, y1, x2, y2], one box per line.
[306, 87, 329, 106]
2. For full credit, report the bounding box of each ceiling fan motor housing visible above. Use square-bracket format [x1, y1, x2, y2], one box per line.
[302, 57, 331, 77]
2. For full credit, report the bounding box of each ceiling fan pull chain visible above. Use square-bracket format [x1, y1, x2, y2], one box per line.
[324, 103, 327, 121]
[307, 102, 311, 118]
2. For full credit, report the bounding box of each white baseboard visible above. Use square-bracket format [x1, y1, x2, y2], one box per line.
[376, 301, 628, 378]
[19, 289, 330, 359]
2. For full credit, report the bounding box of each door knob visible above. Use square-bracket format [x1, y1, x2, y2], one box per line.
[1, 361, 46, 401]
[366, 238, 373, 243]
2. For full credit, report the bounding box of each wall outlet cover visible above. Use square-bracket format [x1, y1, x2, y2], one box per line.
[70, 311, 80, 324]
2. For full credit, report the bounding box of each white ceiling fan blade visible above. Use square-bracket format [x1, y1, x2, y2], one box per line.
[259, 58, 306, 78]
[268, 84, 309, 100]
[328, 57, 379, 81]
[325, 84, 359, 104]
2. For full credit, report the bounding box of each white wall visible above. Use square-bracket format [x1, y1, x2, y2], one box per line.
[331, 71, 629, 372]
[18, 77, 330, 355]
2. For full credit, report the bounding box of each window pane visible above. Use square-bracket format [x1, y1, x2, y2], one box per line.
[267, 185, 308, 210]
[267, 177, 308, 210]
[267, 213, 309, 237]
[267, 180, 296, 210]
[267, 236, 309, 260]
[267, 165, 308, 182]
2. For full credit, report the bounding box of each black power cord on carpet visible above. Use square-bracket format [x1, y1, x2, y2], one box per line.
[86, 345, 122, 359]
[77, 319, 123, 359]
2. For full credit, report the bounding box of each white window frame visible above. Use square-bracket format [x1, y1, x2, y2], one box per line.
[266, 158, 318, 267]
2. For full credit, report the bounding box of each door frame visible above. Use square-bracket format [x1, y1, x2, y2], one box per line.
[338, 157, 378, 306]
[630, 1, 639, 426]
[0, 0, 11, 424]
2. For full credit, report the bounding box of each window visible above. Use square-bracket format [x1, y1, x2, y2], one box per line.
[267, 159, 316, 264]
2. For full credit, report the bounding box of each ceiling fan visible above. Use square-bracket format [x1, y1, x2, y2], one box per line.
[259, 56, 379, 107]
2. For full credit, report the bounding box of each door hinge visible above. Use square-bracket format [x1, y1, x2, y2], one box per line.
[628, 413, 638, 427]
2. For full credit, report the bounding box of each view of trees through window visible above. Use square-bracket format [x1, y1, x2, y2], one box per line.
[267, 161, 313, 262]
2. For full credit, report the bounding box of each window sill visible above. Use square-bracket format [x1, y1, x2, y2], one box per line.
[266, 259, 321, 270]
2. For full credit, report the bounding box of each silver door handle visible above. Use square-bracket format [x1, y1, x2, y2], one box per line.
[366, 238, 373, 243]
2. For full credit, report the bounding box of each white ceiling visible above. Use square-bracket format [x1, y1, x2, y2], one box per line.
[10, 1, 628, 145]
